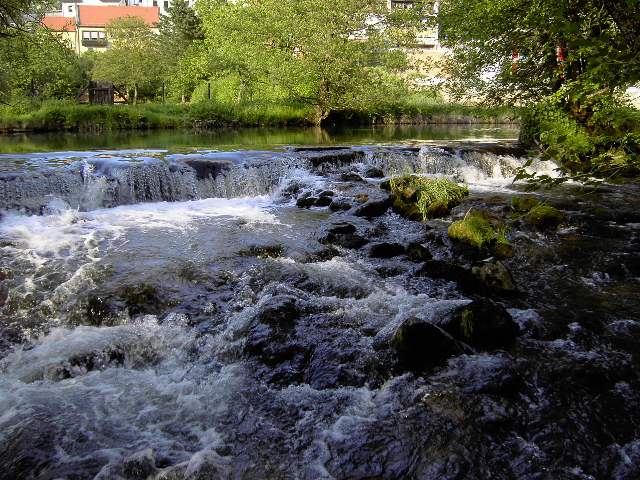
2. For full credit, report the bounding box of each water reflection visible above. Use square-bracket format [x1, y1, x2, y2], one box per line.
[0, 124, 518, 154]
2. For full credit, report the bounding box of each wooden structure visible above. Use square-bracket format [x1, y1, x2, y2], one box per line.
[88, 81, 115, 105]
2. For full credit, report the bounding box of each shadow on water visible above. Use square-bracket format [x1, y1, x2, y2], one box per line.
[0, 124, 519, 154]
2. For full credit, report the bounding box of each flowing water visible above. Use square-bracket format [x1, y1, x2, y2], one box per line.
[0, 127, 638, 480]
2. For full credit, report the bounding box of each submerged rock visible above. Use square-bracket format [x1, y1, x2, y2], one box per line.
[296, 196, 319, 208]
[320, 222, 368, 249]
[391, 317, 467, 373]
[405, 242, 432, 262]
[329, 198, 352, 211]
[364, 167, 385, 178]
[435, 298, 520, 350]
[369, 242, 406, 259]
[471, 261, 516, 292]
[341, 172, 365, 182]
[123, 448, 157, 480]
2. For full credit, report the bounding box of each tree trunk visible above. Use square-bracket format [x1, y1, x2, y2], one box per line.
[312, 105, 330, 126]
[134, 84, 138, 105]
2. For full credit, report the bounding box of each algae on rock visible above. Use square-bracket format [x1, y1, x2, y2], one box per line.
[385, 175, 469, 221]
[448, 210, 511, 251]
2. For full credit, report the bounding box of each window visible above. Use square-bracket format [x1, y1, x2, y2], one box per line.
[98, 31, 105, 39]
[164, 1, 169, 9]
[68, 6, 73, 12]
[82, 31, 90, 40]
[153, 0, 158, 6]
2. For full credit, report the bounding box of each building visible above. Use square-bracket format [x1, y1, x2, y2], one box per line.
[56, 0, 193, 18]
[43, 5, 160, 54]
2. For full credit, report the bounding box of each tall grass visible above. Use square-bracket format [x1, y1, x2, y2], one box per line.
[0, 97, 520, 134]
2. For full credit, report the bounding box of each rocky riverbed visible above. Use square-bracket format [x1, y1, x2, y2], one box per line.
[0, 143, 639, 479]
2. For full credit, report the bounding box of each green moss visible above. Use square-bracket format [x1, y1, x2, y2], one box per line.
[389, 175, 469, 221]
[448, 210, 512, 252]
[511, 196, 540, 213]
[525, 205, 565, 230]
[460, 309, 474, 339]
[448, 214, 497, 249]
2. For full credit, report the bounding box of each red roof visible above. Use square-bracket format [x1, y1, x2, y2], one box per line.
[78, 6, 160, 27]
[42, 16, 76, 32]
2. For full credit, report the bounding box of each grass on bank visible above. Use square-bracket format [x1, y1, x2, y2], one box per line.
[0, 97, 520, 134]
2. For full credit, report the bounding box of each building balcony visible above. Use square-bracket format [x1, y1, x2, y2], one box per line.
[82, 38, 108, 47]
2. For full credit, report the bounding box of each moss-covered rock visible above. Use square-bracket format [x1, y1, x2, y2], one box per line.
[525, 205, 565, 230]
[511, 196, 540, 213]
[385, 175, 469, 221]
[448, 210, 510, 251]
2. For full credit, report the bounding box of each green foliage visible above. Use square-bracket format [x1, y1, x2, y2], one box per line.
[389, 175, 469, 220]
[157, 0, 204, 100]
[196, 0, 426, 123]
[92, 17, 163, 104]
[0, 27, 87, 104]
[460, 309, 474, 339]
[1, 0, 55, 37]
[438, 0, 640, 104]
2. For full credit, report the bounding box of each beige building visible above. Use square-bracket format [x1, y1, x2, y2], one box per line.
[43, 5, 160, 54]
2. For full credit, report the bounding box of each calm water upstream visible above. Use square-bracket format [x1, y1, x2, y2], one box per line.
[0, 126, 638, 479]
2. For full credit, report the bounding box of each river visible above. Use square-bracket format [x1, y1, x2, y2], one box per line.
[0, 126, 638, 479]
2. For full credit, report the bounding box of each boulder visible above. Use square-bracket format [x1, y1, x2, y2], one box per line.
[354, 194, 369, 204]
[296, 196, 318, 208]
[183, 159, 232, 180]
[471, 261, 516, 293]
[122, 448, 157, 480]
[364, 167, 385, 178]
[435, 298, 520, 350]
[314, 196, 333, 207]
[391, 317, 467, 373]
[320, 223, 368, 249]
[406, 242, 432, 262]
[369, 242, 406, 258]
[354, 197, 392, 218]
[256, 294, 301, 326]
[329, 199, 352, 211]
[341, 172, 365, 182]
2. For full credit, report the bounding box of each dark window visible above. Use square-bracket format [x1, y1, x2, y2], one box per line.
[153, 0, 157, 5]
[164, 1, 169, 9]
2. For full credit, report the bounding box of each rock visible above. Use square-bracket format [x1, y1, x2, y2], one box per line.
[354, 194, 369, 204]
[364, 167, 384, 178]
[256, 295, 301, 326]
[406, 242, 432, 262]
[354, 197, 392, 218]
[183, 159, 232, 180]
[435, 298, 520, 350]
[327, 222, 356, 235]
[369, 242, 406, 258]
[329, 199, 352, 211]
[389, 176, 469, 221]
[123, 448, 157, 480]
[511, 196, 540, 213]
[281, 181, 304, 198]
[238, 244, 284, 258]
[319, 190, 334, 198]
[341, 172, 365, 182]
[296, 196, 318, 208]
[471, 261, 516, 292]
[525, 205, 565, 230]
[417, 260, 475, 286]
[314, 196, 333, 207]
[320, 223, 368, 249]
[391, 317, 467, 373]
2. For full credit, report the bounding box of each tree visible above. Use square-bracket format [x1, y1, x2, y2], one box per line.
[92, 16, 162, 103]
[0, 26, 85, 104]
[157, 0, 204, 101]
[196, 0, 427, 124]
[437, 0, 640, 104]
[437, 0, 640, 177]
[0, 0, 52, 37]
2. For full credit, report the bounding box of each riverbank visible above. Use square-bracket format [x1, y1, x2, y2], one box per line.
[0, 100, 519, 134]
